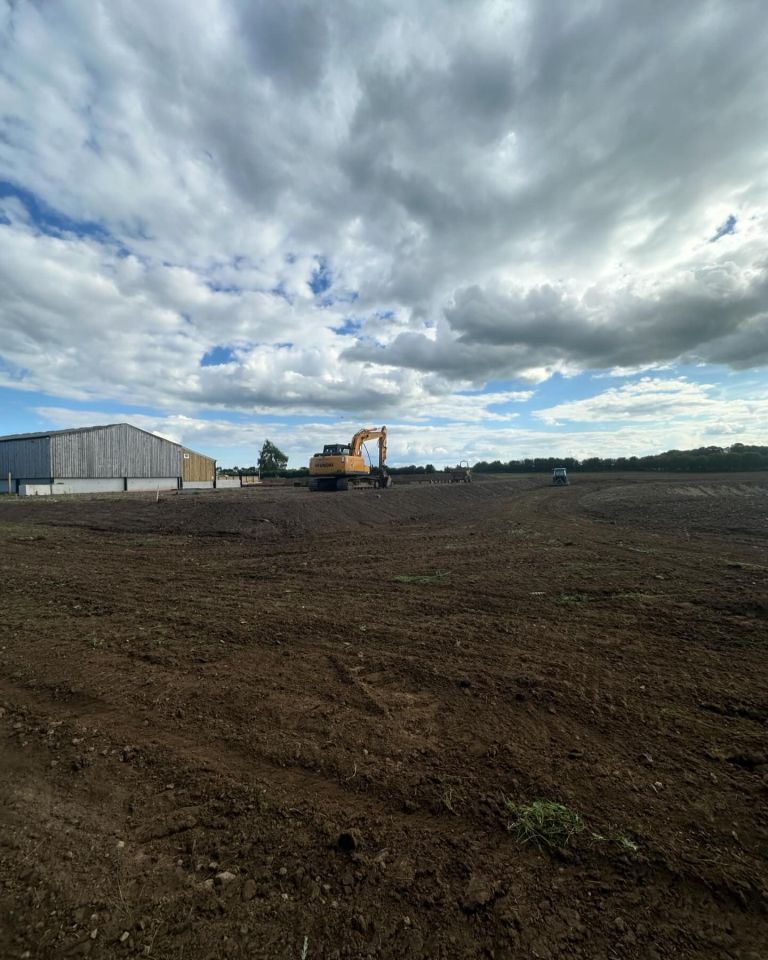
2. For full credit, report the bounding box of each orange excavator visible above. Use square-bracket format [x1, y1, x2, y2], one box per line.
[308, 426, 393, 492]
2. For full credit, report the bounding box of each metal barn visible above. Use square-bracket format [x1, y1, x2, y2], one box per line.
[0, 423, 216, 495]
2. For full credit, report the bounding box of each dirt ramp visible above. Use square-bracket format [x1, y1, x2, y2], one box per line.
[5, 477, 536, 538]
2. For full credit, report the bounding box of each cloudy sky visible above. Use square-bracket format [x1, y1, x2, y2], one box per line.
[1, 0, 767, 467]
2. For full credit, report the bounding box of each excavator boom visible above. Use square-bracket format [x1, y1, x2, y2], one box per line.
[350, 428, 387, 468]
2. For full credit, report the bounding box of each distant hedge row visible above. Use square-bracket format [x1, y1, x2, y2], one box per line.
[471, 444, 768, 473]
[219, 444, 768, 477]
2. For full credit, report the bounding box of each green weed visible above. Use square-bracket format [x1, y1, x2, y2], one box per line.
[441, 786, 457, 815]
[554, 590, 655, 604]
[554, 593, 591, 604]
[591, 832, 640, 853]
[393, 570, 448, 585]
[504, 799, 585, 849]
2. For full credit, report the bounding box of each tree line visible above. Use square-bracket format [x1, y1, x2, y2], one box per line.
[472, 444, 768, 473]
[218, 442, 768, 477]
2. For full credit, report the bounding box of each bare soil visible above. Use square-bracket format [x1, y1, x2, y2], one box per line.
[1, 473, 766, 960]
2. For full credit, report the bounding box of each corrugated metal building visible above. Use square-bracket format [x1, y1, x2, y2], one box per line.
[0, 423, 216, 495]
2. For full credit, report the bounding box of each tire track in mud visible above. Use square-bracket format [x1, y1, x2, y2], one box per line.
[5, 667, 763, 939]
[0, 671, 519, 855]
[4, 673, 764, 960]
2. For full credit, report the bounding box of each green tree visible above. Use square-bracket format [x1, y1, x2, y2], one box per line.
[258, 440, 288, 475]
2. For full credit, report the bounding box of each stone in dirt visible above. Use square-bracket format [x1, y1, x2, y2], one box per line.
[337, 830, 361, 853]
[215, 871, 237, 886]
[461, 874, 493, 912]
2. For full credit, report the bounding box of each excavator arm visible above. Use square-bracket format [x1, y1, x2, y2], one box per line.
[350, 426, 388, 472]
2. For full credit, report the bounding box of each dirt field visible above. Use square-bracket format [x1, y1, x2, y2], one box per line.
[1, 473, 766, 960]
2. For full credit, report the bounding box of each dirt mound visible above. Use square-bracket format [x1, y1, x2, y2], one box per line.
[4, 478, 535, 539]
[581, 476, 768, 542]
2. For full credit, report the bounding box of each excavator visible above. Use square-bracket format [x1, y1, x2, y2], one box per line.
[308, 426, 393, 492]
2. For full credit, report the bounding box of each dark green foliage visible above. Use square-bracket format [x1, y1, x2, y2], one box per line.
[473, 444, 768, 474]
[258, 439, 289, 476]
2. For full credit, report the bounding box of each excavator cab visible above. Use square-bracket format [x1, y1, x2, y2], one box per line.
[322, 444, 352, 456]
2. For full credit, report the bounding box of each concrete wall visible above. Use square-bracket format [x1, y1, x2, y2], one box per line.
[51, 478, 125, 494]
[125, 477, 179, 491]
[18, 483, 53, 496]
[216, 478, 242, 489]
[12, 477, 178, 495]
[182, 480, 214, 489]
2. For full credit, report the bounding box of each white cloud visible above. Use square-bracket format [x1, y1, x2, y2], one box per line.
[348, 226, 768, 380]
[534, 378, 768, 437]
[0, 0, 766, 438]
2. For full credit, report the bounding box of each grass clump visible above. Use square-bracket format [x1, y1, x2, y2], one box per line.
[0, 520, 42, 538]
[440, 786, 458, 815]
[554, 592, 591, 604]
[504, 799, 585, 849]
[592, 832, 640, 853]
[393, 570, 448, 585]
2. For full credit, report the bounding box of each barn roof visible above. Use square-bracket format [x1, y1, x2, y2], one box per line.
[0, 422, 158, 443]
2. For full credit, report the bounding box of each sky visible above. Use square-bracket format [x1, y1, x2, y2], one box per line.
[1, 0, 767, 469]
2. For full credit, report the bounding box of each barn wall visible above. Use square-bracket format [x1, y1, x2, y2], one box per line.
[50, 425, 181, 478]
[182, 449, 216, 482]
[0, 437, 52, 478]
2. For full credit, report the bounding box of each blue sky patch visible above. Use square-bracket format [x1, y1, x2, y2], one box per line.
[206, 280, 242, 294]
[319, 290, 357, 308]
[308, 256, 332, 295]
[0, 180, 110, 241]
[710, 214, 737, 242]
[331, 318, 362, 336]
[201, 345, 237, 366]
[271, 282, 293, 304]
